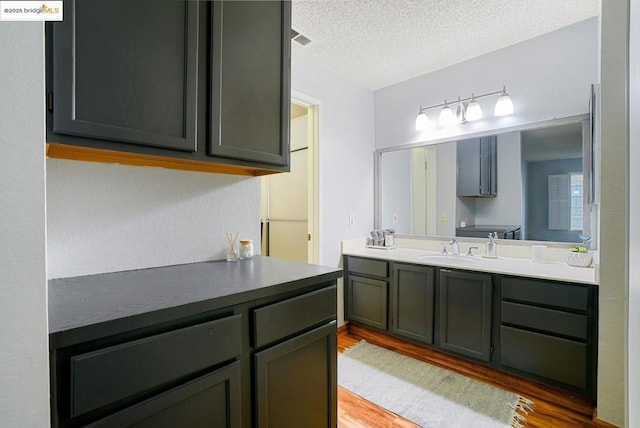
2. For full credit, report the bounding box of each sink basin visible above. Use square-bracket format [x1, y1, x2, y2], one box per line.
[416, 255, 481, 265]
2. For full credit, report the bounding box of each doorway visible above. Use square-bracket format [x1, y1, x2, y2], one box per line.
[261, 100, 319, 264]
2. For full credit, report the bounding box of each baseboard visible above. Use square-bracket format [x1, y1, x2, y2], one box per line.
[592, 411, 621, 428]
[337, 323, 349, 335]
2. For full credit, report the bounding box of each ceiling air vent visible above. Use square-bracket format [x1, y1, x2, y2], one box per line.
[290, 28, 312, 47]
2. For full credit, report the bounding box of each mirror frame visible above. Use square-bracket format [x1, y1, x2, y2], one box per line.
[374, 113, 597, 248]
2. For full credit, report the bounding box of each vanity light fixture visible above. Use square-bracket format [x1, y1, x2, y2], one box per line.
[414, 86, 513, 130]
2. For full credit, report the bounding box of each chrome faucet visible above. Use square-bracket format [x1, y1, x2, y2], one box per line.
[449, 239, 460, 255]
[466, 246, 479, 256]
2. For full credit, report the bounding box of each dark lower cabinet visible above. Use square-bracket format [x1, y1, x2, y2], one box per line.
[346, 275, 388, 330]
[500, 326, 587, 390]
[390, 264, 435, 344]
[343, 254, 597, 399]
[51, 283, 337, 427]
[499, 276, 595, 396]
[254, 322, 337, 427]
[88, 362, 241, 428]
[439, 269, 493, 362]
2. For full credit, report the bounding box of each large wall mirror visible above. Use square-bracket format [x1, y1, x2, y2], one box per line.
[376, 114, 597, 247]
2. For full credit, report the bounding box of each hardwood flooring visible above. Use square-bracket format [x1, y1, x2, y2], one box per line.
[337, 324, 602, 428]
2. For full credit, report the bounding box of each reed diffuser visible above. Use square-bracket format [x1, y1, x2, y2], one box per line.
[225, 232, 239, 261]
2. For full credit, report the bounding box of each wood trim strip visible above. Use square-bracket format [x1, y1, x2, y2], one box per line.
[46, 143, 280, 177]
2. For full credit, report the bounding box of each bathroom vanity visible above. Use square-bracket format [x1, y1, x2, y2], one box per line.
[342, 243, 598, 400]
[48, 257, 341, 428]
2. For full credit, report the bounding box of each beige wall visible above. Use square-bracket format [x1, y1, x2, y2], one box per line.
[597, 1, 628, 426]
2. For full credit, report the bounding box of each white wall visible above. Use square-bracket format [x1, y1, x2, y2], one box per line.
[291, 51, 375, 324]
[0, 24, 50, 426]
[380, 149, 412, 233]
[47, 160, 261, 278]
[374, 18, 598, 150]
[597, 1, 628, 425]
[436, 143, 457, 236]
[629, 1, 640, 425]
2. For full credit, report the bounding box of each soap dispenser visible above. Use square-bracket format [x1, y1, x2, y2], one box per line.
[484, 233, 497, 258]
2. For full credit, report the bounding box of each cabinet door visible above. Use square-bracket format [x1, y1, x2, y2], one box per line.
[209, 1, 290, 167]
[390, 264, 435, 344]
[457, 136, 497, 197]
[50, 0, 198, 151]
[254, 322, 337, 428]
[346, 275, 388, 330]
[480, 136, 497, 196]
[439, 270, 492, 361]
[89, 361, 241, 428]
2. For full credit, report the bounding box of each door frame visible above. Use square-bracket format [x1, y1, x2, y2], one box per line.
[292, 91, 320, 264]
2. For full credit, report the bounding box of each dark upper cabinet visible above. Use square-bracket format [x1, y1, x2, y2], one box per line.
[457, 136, 497, 197]
[390, 264, 435, 344]
[209, 1, 290, 166]
[49, 0, 199, 152]
[46, 0, 291, 175]
[439, 269, 493, 362]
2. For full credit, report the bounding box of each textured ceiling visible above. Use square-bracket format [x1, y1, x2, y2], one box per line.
[291, 0, 599, 90]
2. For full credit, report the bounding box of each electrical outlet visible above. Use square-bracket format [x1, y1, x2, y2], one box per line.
[392, 213, 399, 224]
[440, 213, 447, 222]
[349, 214, 356, 228]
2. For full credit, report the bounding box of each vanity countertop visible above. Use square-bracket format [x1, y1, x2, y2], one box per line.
[343, 246, 596, 285]
[48, 256, 342, 348]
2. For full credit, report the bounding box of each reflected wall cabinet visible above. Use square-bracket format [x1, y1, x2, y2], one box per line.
[457, 136, 497, 197]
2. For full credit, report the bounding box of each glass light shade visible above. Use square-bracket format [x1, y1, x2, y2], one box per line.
[438, 105, 456, 127]
[466, 100, 483, 121]
[415, 111, 431, 131]
[494, 93, 514, 116]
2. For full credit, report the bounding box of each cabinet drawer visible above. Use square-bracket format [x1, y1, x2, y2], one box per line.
[347, 257, 388, 278]
[253, 285, 336, 348]
[88, 361, 241, 428]
[502, 277, 588, 311]
[502, 301, 588, 340]
[500, 325, 587, 389]
[71, 314, 242, 417]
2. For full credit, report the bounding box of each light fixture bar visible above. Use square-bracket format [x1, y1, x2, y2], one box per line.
[417, 88, 505, 113]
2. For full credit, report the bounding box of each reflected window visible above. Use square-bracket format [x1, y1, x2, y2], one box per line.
[570, 173, 583, 231]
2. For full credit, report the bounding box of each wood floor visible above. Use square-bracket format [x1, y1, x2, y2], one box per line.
[337, 324, 606, 428]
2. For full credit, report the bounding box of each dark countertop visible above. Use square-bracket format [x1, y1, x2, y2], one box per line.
[49, 256, 342, 348]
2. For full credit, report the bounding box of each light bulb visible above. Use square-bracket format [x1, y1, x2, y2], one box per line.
[415, 109, 431, 131]
[494, 87, 514, 116]
[438, 101, 456, 127]
[466, 95, 483, 121]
